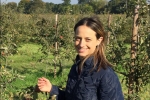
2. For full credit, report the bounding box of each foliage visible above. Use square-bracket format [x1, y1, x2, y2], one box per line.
[106, 0, 125, 14]
[108, 15, 132, 43]
[88, 0, 107, 13]
[34, 15, 77, 74]
[28, 0, 46, 14]
[1, 43, 72, 99]
[1, 0, 150, 14]
[45, 2, 55, 13]
[0, 8, 19, 56]
[17, 0, 31, 13]
[5, 2, 17, 11]
[0, 67, 25, 100]
[62, 0, 71, 5]
[106, 1, 150, 99]
[78, 0, 87, 4]
[80, 3, 94, 14]
[126, 0, 149, 17]
[17, 0, 45, 14]
[1, 3, 150, 99]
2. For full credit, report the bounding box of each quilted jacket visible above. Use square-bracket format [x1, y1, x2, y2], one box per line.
[50, 55, 124, 100]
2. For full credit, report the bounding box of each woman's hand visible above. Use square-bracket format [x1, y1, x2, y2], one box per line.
[37, 77, 52, 92]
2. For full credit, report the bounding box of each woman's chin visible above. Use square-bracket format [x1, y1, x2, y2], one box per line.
[78, 53, 87, 59]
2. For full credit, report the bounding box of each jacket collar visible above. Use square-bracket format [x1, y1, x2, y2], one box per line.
[75, 55, 94, 66]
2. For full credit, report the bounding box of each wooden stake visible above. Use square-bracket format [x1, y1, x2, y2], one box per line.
[55, 14, 58, 52]
[107, 14, 112, 45]
[54, 14, 58, 78]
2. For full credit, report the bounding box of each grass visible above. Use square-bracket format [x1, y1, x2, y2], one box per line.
[2, 43, 72, 99]
[2, 43, 150, 100]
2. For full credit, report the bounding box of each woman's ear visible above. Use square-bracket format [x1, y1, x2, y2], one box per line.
[97, 37, 103, 45]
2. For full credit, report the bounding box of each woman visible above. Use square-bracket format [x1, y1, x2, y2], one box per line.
[37, 16, 124, 100]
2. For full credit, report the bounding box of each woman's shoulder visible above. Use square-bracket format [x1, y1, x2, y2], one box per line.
[98, 66, 114, 73]
[96, 66, 118, 80]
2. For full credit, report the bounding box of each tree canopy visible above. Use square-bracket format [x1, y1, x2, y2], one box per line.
[1, 0, 150, 14]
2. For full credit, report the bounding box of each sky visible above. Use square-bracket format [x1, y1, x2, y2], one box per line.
[1, 0, 78, 4]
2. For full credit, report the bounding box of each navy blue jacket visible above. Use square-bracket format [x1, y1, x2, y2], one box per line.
[50, 56, 124, 100]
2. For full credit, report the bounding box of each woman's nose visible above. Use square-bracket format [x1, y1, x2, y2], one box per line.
[79, 39, 86, 47]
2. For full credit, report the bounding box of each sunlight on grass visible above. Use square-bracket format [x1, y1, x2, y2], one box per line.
[4, 43, 150, 100]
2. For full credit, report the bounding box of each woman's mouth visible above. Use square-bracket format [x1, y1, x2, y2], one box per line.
[78, 48, 87, 53]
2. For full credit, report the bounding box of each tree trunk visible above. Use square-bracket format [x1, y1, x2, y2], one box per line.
[129, 5, 139, 100]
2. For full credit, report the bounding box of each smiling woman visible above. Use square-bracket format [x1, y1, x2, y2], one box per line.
[37, 15, 124, 100]
[74, 25, 103, 59]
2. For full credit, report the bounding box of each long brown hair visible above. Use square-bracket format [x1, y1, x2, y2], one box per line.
[74, 15, 112, 71]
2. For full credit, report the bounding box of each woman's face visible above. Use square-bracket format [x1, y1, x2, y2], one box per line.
[74, 25, 103, 59]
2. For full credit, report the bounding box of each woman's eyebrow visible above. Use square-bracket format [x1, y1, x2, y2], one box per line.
[75, 35, 92, 39]
[85, 37, 91, 39]
[75, 36, 81, 38]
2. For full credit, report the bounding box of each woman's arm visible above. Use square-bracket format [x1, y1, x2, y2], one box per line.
[50, 85, 65, 100]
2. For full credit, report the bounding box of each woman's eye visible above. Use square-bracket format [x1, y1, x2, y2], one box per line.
[75, 37, 80, 41]
[86, 39, 91, 42]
